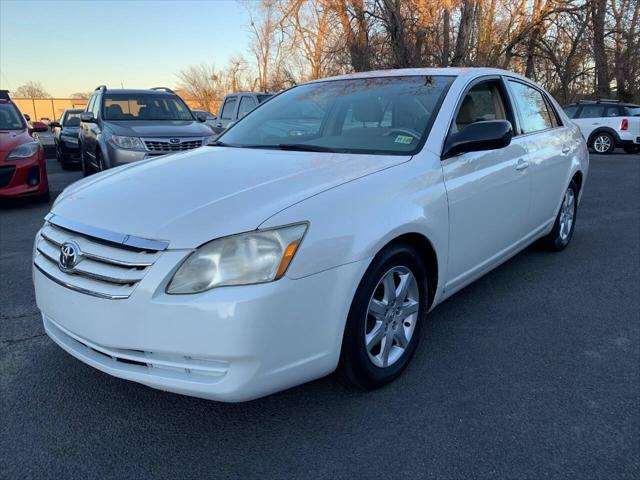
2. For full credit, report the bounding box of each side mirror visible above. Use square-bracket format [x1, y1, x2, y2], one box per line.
[443, 120, 513, 158]
[196, 113, 207, 122]
[31, 121, 49, 132]
[80, 112, 96, 123]
[24, 114, 31, 122]
[49, 121, 62, 129]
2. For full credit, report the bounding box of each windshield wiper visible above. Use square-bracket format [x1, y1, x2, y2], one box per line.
[209, 140, 233, 147]
[277, 143, 337, 152]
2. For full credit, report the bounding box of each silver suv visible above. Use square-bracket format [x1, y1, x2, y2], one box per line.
[79, 86, 214, 175]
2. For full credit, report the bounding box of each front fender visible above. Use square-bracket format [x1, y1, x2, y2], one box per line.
[259, 153, 449, 294]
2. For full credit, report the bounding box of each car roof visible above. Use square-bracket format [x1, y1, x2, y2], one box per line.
[100, 89, 177, 95]
[304, 67, 525, 84]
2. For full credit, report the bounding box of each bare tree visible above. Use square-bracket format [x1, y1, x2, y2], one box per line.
[176, 64, 225, 111]
[14, 81, 51, 98]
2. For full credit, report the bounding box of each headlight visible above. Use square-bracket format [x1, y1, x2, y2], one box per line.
[111, 135, 145, 150]
[166, 223, 308, 294]
[7, 141, 39, 160]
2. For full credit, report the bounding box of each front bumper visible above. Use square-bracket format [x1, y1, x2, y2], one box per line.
[106, 143, 165, 168]
[34, 255, 368, 402]
[0, 149, 48, 198]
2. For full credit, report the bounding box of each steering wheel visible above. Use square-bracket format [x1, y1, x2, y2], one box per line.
[382, 128, 422, 139]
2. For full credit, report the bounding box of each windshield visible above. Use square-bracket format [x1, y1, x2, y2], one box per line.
[62, 111, 82, 127]
[103, 94, 194, 121]
[0, 103, 26, 130]
[218, 75, 454, 155]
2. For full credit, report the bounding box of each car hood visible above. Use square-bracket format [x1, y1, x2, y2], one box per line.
[0, 129, 33, 154]
[108, 120, 212, 138]
[52, 146, 409, 248]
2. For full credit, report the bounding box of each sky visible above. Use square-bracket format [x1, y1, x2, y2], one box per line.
[0, 0, 252, 97]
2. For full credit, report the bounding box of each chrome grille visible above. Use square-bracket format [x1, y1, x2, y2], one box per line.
[143, 137, 203, 152]
[34, 217, 166, 300]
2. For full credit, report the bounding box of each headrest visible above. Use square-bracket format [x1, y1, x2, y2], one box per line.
[352, 98, 383, 123]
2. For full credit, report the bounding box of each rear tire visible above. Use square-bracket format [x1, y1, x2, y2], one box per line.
[339, 243, 428, 390]
[590, 132, 616, 154]
[540, 180, 578, 251]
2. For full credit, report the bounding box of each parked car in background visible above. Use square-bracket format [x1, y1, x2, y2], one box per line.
[34, 68, 587, 401]
[563, 99, 640, 154]
[192, 109, 217, 132]
[211, 92, 272, 135]
[78, 86, 215, 176]
[0, 90, 49, 202]
[50, 109, 83, 169]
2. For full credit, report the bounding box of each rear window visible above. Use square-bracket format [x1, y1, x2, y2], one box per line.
[625, 106, 640, 117]
[103, 94, 194, 121]
[563, 105, 578, 118]
[0, 103, 25, 130]
[257, 94, 272, 103]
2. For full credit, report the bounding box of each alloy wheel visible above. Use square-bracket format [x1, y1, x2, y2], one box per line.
[558, 187, 575, 241]
[593, 134, 612, 153]
[364, 266, 419, 368]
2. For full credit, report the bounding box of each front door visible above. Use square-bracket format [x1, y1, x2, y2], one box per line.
[442, 78, 531, 291]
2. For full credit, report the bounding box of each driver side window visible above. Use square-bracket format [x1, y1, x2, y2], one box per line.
[453, 81, 509, 134]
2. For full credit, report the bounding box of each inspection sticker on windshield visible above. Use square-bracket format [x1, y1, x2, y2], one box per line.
[394, 135, 413, 144]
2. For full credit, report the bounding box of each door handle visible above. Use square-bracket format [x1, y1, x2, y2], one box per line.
[216, 123, 223, 128]
[515, 158, 529, 171]
[561, 145, 571, 154]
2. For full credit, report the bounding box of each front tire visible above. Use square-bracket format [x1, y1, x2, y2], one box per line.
[339, 243, 428, 390]
[590, 132, 615, 154]
[540, 180, 578, 251]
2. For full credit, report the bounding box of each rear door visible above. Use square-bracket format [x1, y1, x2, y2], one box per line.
[506, 79, 574, 231]
[442, 76, 531, 290]
[214, 96, 238, 134]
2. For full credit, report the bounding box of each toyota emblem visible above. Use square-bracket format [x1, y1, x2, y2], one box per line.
[169, 138, 180, 144]
[59, 241, 81, 271]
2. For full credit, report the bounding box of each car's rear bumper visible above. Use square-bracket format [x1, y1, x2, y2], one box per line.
[34, 255, 368, 402]
[0, 148, 48, 198]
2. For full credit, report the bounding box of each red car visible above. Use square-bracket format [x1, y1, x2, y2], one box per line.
[0, 90, 49, 202]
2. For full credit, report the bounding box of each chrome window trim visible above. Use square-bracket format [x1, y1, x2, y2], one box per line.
[45, 213, 169, 251]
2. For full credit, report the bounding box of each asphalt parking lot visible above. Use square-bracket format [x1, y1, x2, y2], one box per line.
[1, 149, 638, 479]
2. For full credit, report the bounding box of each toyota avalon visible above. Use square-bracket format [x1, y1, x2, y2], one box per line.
[33, 68, 588, 401]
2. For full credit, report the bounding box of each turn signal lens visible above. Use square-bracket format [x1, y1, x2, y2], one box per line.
[621, 118, 629, 130]
[276, 240, 301, 279]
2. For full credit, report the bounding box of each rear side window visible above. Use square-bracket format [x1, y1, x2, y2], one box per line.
[578, 105, 604, 118]
[220, 98, 237, 119]
[238, 96, 257, 118]
[508, 80, 554, 133]
[257, 94, 272, 103]
[563, 105, 578, 118]
[604, 106, 623, 117]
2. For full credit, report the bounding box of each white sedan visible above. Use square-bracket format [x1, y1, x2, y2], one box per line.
[33, 68, 588, 401]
